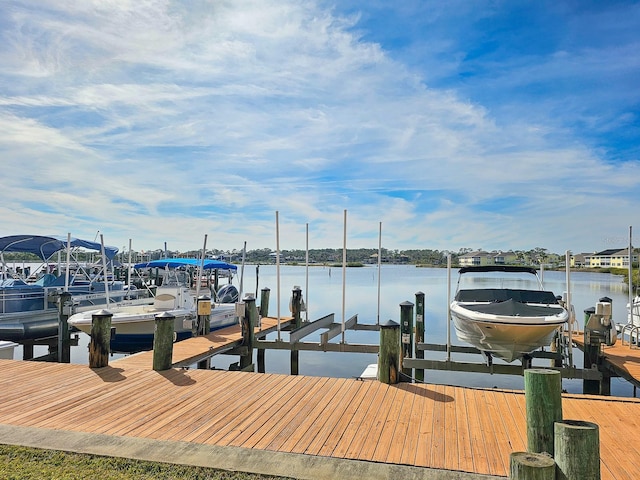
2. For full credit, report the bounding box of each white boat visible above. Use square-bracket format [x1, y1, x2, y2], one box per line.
[450, 265, 569, 363]
[68, 258, 239, 353]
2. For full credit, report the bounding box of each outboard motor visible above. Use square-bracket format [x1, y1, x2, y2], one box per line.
[216, 284, 238, 303]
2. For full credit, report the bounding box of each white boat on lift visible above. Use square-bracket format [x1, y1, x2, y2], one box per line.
[68, 258, 239, 353]
[450, 265, 569, 363]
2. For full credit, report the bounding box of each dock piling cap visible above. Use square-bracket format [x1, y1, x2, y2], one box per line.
[91, 309, 112, 316]
[155, 311, 176, 320]
[380, 319, 399, 328]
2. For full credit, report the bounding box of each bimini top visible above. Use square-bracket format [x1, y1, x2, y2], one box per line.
[458, 265, 538, 275]
[0, 235, 118, 261]
[134, 258, 237, 271]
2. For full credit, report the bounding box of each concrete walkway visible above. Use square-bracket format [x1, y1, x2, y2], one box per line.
[0, 424, 503, 480]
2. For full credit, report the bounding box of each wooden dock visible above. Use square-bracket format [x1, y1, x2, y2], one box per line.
[112, 316, 292, 369]
[0, 357, 639, 479]
[571, 330, 640, 389]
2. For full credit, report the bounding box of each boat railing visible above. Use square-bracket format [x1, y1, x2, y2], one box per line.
[620, 323, 640, 349]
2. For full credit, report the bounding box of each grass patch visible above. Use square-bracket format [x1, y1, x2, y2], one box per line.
[0, 445, 294, 480]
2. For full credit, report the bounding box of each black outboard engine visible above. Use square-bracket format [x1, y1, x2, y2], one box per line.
[216, 284, 238, 303]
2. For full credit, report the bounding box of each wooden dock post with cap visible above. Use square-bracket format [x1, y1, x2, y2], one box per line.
[414, 291, 425, 382]
[89, 310, 112, 368]
[290, 286, 303, 375]
[400, 301, 414, 380]
[239, 294, 257, 371]
[196, 295, 212, 369]
[57, 291, 73, 363]
[153, 311, 175, 371]
[378, 319, 401, 384]
[257, 287, 270, 373]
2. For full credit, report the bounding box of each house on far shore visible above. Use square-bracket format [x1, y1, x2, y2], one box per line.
[458, 250, 518, 267]
[581, 248, 638, 268]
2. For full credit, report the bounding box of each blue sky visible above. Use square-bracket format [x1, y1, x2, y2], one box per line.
[1, 0, 639, 255]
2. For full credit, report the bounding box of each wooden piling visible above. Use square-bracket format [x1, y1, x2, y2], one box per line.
[509, 452, 555, 480]
[257, 287, 270, 373]
[554, 420, 600, 480]
[89, 310, 112, 368]
[152, 312, 175, 371]
[290, 287, 302, 375]
[240, 295, 257, 371]
[197, 295, 212, 369]
[400, 301, 414, 380]
[415, 291, 425, 382]
[379, 319, 401, 384]
[525, 369, 562, 455]
[57, 291, 73, 363]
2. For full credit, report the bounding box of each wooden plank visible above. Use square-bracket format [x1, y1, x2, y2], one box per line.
[379, 384, 415, 463]
[463, 388, 490, 474]
[398, 383, 427, 466]
[453, 383, 474, 473]
[443, 385, 460, 471]
[263, 377, 332, 452]
[428, 384, 447, 469]
[315, 380, 374, 457]
[302, 379, 365, 456]
[355, 384, 399, 461]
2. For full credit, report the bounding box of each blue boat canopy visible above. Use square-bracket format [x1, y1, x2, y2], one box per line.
[0, 235, 119, 261]
[134, 258, 237, 271]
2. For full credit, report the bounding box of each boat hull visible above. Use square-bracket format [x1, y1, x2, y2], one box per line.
[69, 303, 237, 353]
[450, 301, 568, 363]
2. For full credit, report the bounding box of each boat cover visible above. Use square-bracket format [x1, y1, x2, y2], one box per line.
[0, 235, 118, 260]
[458, 265, 538, 275]
[459, 298, 565, 317]
[134, 258, 237, 271]
[455, 288, 558, 304]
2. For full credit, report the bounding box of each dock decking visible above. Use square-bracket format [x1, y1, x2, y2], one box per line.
[112, 316, 291, 369]
[0, 357, 639, 479]
[571, 330, 640, 389]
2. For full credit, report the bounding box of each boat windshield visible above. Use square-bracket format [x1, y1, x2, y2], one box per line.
[457, 269, 543, 291]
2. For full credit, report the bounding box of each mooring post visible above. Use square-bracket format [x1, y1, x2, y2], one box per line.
[57, 291, 73, 363]
[258, 287, 270, 373]
[509, 452, 556, 480]
[240, 294, 257, 371]
[153, 311, 175, 371]
[379, 319, 401, 384]
[89, 310, 112, 368]
[290, 287, 303, 375]
[197, 295, 212, 369]
[197, 295, 212, 335]
[415, 292, 425, 382]
[554, 420, 600, 480]
[525, 369, 563, 455]
[400, 301, 414, 380]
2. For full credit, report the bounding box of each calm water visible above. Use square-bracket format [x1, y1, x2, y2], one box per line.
[15, 264, 636, 397]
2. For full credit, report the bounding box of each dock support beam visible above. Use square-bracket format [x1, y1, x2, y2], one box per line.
[379, 320, 401, 384]
[153, 312, 175, 371]
[400, 301, 414, 380]
[414, 292, 425, 382]
[89, 310, 112, 368]
[57, 291, 72, 363]
[525, 369, 562, 455]
[258, 288, 270, 373]
[290, 287, 303, 375]
[240, 295, 257, 371]
[554, 420, 600, 480]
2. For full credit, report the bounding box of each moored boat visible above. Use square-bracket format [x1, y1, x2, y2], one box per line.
[68, 258, 239, 352]
[0, 235, 126, 341]
[449, 265, 569, 363]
